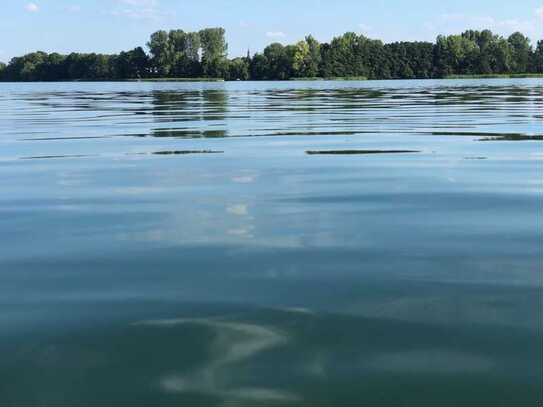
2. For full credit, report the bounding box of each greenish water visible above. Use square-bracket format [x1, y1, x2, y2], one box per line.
[2, 79, 543, 406]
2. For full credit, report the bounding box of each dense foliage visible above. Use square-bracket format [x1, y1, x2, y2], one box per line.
[2, 28, 543, 81]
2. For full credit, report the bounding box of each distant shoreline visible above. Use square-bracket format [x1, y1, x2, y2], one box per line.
[4, 75, 543, 84]
[445, 74, 543, 79]
[126, 78, 225, 82]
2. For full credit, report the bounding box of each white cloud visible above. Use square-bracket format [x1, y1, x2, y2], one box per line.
[359, 23, 373, 33]
[494, 19, 535, 34]
[266, 31, 286, 38]
[536, 7, 543, 20]
[66, 5, 81, 12]
[439, 13, 496, 28]
[424, 13, 538, 39]
[25, 3, 39, 12]
[119, 0, 157, 5]
[111, 0, 163, 20]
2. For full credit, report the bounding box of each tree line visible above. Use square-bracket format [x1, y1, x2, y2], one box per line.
[2, 28, 543, 81]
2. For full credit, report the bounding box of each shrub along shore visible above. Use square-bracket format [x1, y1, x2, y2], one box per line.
[2, 28, 543, 82]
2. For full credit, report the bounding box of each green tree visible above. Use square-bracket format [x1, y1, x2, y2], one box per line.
[168, 30, 202, 76]
[168, 28, 187, 75]
[249, 53, 269, 80]
[291, 36, 321, 78]
[319, 32, 384, 78]
[434, 35, 479, 76]
[226, 57, 249, 80]
[462, 30, 492, 73]
[306, 35, 322, 77]
[292, 40, 311, 77]
[199, 28, 228, 77]
[113, 47, 149, 79]
[147, 30, 172, 76]
[263, 43, 291, 79]
[489, 37, 513, 73]
[40, 53, 67, 81]
[508, 32, 532, 73]
[87, 54, 112, 79]
[320, 32, 360, 77]
[182, 32, 202, 76]
[385, 42, 434, 79]
[3, 52, 48, 81]
[532, 40, 543, 73]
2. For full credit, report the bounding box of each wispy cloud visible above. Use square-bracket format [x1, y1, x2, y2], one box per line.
[119, 0, 157, 6]
[66, 5, 81, 13]
[24, 3, 39, 13]
[424, 12, 539, 39]
[266, 31, 286, 38]
[110, 0, 164, 20]
[359, 23, 373, 36]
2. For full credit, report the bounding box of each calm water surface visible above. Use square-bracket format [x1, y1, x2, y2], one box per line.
[2, 79, 543, 406]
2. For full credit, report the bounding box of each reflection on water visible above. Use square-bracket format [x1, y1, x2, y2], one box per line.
[3, 80, 543, 150]
[2, 79, 543, 406]
[142, 318, 297, 404]
[480, 135, 543, 141]
[306, 149, 420, 155]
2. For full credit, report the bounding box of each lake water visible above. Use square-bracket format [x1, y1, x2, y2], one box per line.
[2, 79, 543, 406]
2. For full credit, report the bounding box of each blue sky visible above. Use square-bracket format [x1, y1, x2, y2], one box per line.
[3, 0, 543, 62]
